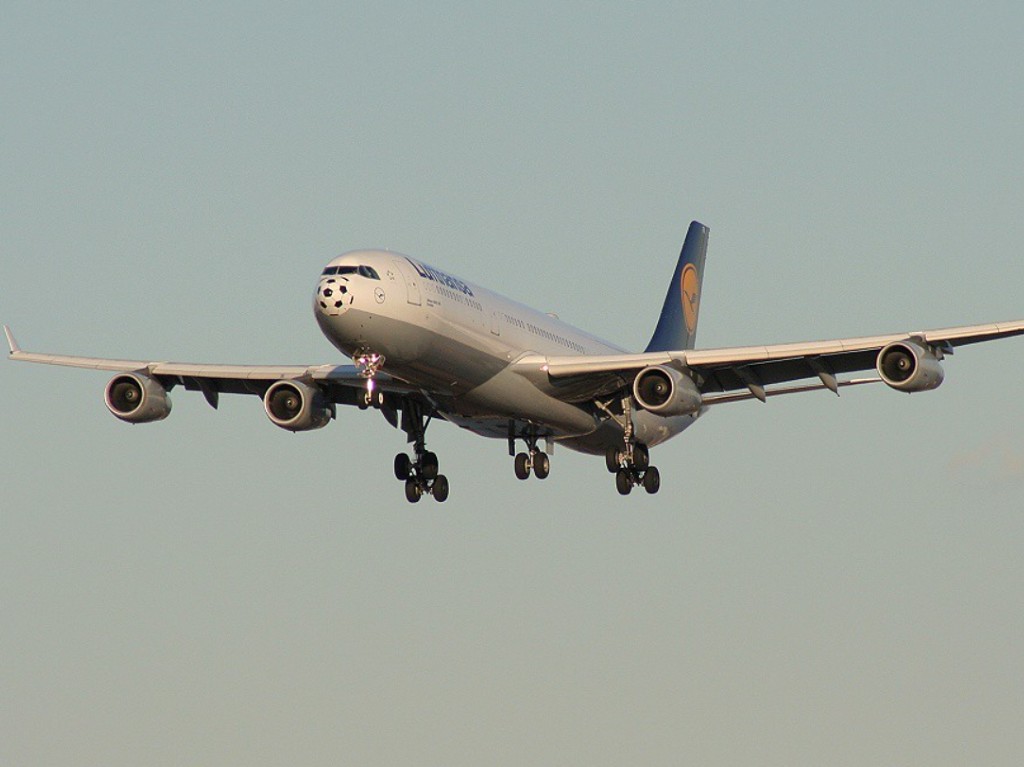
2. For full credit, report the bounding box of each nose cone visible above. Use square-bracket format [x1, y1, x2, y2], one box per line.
[314, 275, 355, 317]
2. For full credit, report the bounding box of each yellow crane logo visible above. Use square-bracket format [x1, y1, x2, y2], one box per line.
[681, 263, 700, 334]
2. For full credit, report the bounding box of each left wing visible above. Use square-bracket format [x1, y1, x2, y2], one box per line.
[512, 320, 1024, 403]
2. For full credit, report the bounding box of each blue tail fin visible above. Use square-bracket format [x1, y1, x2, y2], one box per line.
[645, 221, 709, 352]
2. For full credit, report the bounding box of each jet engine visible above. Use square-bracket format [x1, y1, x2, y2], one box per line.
[632, 365, 703, 416]
[263, 380, 333, 431]
[876, 340, 945, 392]
[104, 372, 172, 423]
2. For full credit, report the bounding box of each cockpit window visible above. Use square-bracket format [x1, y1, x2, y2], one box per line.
[321, 265, 360, 276]
[358, 265, 380, 280]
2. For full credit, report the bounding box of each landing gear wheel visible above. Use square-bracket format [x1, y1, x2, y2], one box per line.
[615, 468, 633, 496]
[514, 452, 531, 480]
[533, 452, 550, 479]
[421, 451, 439, 480]
[633, 443, 649, 472]
[605, 447, 620, 473]
[394, 453, 412, 481]
[642, 466, 661, 495]
[432, 474, 450, 502]
[405, 478, 423, 503]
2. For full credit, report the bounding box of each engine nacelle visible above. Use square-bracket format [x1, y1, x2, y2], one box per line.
[264, 380, 333, 431]
[104, 372, 172, 423]
[632, 365, 703, 416]
[876, 340, 945, 392]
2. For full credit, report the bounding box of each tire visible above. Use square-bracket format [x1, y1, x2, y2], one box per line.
[405, 478, 423, 503]
[421, 451, 439, 480]
[432, 474, 449, 502]
[605, 446, 620, 473]
[615, 468, 632, 496]
[642, 465, 661, 495]
[514, 452, 531, 480]
[533, 452, 550, 479]
[394, 453, 412, 481]
[633, 443, 649, 472]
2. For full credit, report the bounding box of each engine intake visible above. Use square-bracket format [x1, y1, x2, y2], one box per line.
[876, 340, 944, 392]
[633, 365, 702, 416]
[104, 373, 172, 423]
[264, 380, 332, 431]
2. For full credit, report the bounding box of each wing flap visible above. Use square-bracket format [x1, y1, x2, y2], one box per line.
[701, 376, 880, 405]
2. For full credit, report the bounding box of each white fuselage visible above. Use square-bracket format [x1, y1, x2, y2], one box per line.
[313, 250, 700, 453]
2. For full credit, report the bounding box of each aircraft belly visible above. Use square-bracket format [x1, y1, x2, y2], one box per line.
[632, 409, 701, 448]
[557, 411, 701, 455]
[453, 367, 599, 437]
[556, 420, 627, 454]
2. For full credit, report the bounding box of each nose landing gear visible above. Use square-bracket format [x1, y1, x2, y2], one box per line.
[355, 351, 386, 409]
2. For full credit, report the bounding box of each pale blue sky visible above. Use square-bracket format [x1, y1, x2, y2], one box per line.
[3, 3, 1024, 764]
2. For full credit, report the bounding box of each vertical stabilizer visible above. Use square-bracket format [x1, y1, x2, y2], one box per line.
[644, 221, 709, 352]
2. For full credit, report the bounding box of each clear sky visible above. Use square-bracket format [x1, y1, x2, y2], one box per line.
[3, 2, 1023, 764]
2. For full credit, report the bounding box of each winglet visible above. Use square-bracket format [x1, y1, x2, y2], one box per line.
[3, 325, 21, 355]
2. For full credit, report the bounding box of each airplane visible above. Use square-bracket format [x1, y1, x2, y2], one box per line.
[6, 220, 1024, 502]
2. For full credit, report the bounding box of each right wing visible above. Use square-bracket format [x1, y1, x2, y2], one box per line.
[4, 325, 422, 412]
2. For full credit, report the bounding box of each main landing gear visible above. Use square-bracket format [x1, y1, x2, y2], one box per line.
[598, 395, 660, 496]
[394, 449, 448, 503]
[509, 426, 551, 481]
[393, 400, 449, 503]
[606, 442, 660, 495]
[354, 351, 447, 503]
